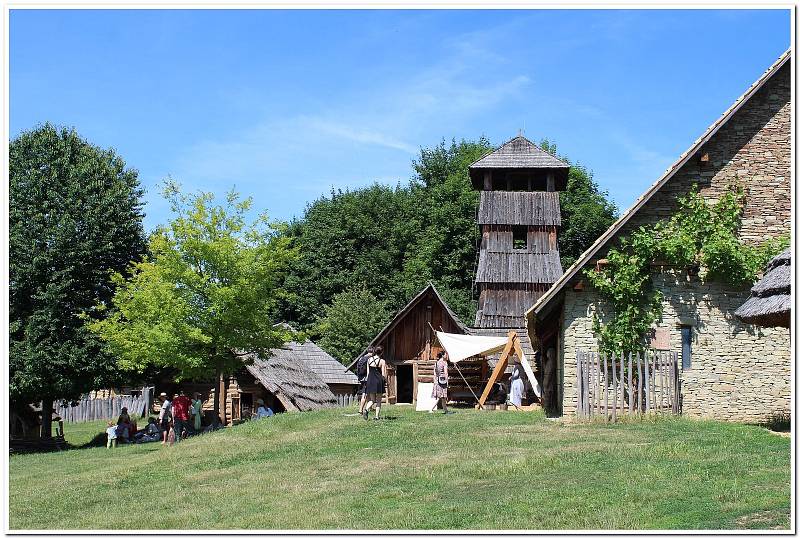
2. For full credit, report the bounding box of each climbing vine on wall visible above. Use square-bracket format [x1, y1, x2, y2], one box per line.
[584, 184, 788, 356]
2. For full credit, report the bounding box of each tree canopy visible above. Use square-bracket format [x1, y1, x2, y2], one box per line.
[10, 124, 147, 435]
[278, 137, 617, 364]
[89, 183, 296, 421]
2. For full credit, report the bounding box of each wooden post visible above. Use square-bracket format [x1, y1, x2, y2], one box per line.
[644, 352, 653, 414]
[219, 373, 227, 426]
[477, 332, 515, 407]
[583, 350, 590, 417]
[636, 353, 643, 414]
[657, 352, 663, 413]
[602, 353, 607, 420]
[627, 353, 633, 414]
[575, 352, 581, 417]
[611, 353, 617, 422]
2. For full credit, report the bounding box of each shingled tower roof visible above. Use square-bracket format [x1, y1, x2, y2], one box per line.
[469, 136, 569, 188]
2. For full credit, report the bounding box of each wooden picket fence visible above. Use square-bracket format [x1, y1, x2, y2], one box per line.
[335, 393, 359, 407]
[55, 387, 153, 423]
[576, 350, 680, 420]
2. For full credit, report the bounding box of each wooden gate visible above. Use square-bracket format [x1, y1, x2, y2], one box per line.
[576, 350, 680, 420]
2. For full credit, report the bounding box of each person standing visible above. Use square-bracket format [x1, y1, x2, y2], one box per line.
[430, 351, 450, 413]
[510, 359, 526, 409]
[191, 393, 203, 432]
[158, 392, 173, 445]
[106, 421, 118, 449]
[363, 346, 385, 421]
[356, 347, 373, 415]
[172, 390, 192, 441]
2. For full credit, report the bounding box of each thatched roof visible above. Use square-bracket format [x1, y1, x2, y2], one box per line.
[476, 251, 563, 284]
[244, 352, 337, 412]
[735, 249, 791, 328]
[271, 339, 358, 387]
[527, 49, 791, 324]
[478, 191, 561, 226]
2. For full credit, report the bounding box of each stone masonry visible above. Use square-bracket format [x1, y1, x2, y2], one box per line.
[557, 58, 791, 422]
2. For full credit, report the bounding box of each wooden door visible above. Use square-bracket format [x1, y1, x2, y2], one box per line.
[384, 363, 397, 404]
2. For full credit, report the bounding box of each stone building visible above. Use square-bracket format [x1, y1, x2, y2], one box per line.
[526, 50, 791, 421]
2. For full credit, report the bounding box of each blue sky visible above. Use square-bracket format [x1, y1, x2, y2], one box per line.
[10, 9, 790, 231]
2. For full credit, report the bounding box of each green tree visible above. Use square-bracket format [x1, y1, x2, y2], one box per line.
[88, 183, 295, 423]
[10, 124, 147, 438]
[314, 287, 392, 363]
[539, 139, 619, 268]
[402, 138, 493, 323]
[279, 184, 415, 328]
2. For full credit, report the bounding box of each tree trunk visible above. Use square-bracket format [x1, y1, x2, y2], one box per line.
[41, 398, 53, 439]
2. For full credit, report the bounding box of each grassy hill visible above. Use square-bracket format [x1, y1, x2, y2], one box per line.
[8, 406, 790, 530]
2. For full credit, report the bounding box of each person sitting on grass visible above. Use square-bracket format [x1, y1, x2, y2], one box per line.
[254, 398, 274, 419]
[106, 421, 118, 449]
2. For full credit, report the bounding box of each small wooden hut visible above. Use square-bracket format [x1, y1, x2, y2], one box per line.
[735, 248, 791, 328]
[347, 283, 483, 404]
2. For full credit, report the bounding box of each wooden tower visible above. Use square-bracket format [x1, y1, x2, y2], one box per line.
[469, 136, 570, 330]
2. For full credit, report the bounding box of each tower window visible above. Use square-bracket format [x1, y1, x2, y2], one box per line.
[512, 227, 527, 250]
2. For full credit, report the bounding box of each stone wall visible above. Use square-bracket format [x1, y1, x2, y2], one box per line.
[561, 273, 791, 422]
[556, 59, 791, 422]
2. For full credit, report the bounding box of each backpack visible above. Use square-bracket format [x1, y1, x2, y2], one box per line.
[356, 354, 369, 382]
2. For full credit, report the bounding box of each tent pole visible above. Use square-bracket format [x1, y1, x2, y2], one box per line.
[454, 362, 484, 410]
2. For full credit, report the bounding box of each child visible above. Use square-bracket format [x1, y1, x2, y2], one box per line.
[106, 421, 118, 449]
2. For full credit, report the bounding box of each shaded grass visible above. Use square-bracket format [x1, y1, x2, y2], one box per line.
[8, 407, 790, 530]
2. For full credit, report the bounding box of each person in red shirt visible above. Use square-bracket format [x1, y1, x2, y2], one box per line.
[172, 390, 192, 441]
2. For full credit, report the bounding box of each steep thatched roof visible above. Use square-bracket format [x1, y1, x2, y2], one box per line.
[244, 352, 337, 412]
[478, 191, 561, 226]
[735, 249, 791, 328]
[271, 339, 358, 387]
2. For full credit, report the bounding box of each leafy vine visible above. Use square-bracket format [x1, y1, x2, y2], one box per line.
[584, 184, 788, 356]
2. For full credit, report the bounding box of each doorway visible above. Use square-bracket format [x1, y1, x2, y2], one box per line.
[396, 365, 414, 404]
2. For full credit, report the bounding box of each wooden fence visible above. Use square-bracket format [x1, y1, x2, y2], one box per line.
[576, 350, 680, 420]
[55, 387, 153, 423]
[335, 393, 359, 407]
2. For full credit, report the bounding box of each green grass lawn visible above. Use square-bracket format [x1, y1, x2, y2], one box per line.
[8, 406, 790, 530]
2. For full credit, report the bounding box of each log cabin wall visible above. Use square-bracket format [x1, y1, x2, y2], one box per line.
[363, 284, 472, 404]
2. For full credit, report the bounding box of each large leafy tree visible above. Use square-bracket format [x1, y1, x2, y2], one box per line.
[88, 184, 295, 423]
[401, 138, 493, 323]
[10, 124, 147, 437]
[279, 184, 415, 328]
[314, 287, 392, 363]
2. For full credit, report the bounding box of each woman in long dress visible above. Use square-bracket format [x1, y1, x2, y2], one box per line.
[363, 346, 385, 420]
[430, 351, 449, 413]
[509, 359, 526, 409]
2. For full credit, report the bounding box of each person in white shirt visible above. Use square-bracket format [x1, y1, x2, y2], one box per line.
[254, 398, 274, 419]
[106, 421, 118, 449]
[157, 392, 173, 445]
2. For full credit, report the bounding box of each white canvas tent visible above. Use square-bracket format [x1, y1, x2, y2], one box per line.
[433, 330, 542, 408]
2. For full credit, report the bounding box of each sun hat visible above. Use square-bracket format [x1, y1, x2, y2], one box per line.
[257, 398, 265, 405]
